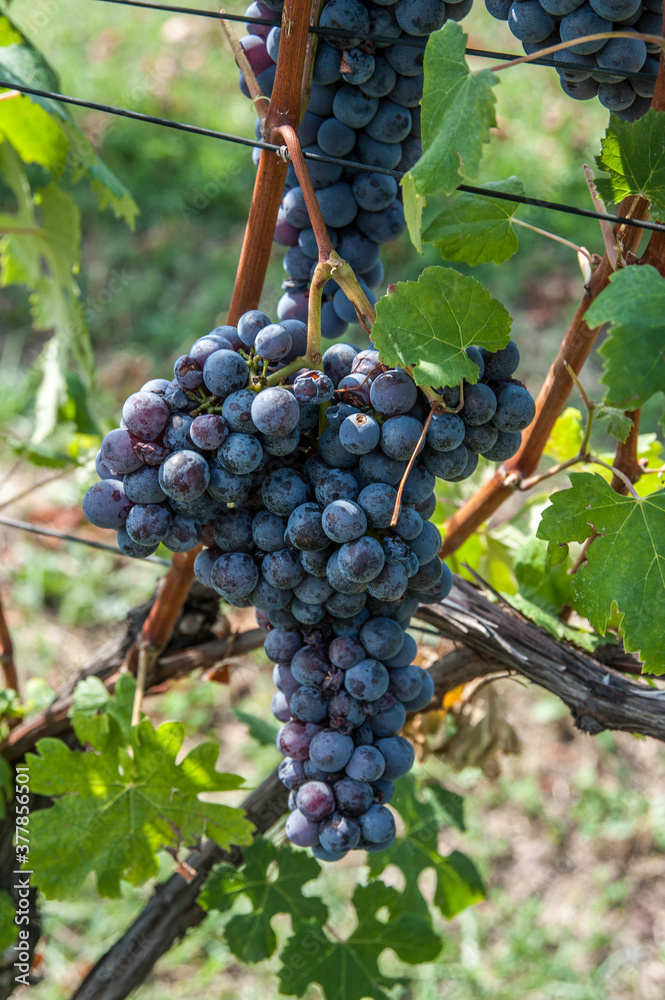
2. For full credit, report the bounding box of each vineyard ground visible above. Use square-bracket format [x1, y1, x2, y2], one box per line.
[3, 519, 664, 1000]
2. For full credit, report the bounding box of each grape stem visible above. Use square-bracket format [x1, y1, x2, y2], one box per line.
[583, 166, 619, 269]
[276, 123, 377, 332]
[390, 403, 438, 527]
[486, 31, 665, 74]
[219, 11, 269, 127]
[0, 596, 19, 700]
[511, 218, 597, 265]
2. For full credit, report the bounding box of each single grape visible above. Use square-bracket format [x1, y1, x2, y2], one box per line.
[285, 809, 321, 847]
[278, 757, 307, 790]
[291, 687, 329, 723]
[83, 479, 133, 529]
[210, 551, 259, 598]
[344, 659, 390, 701]
[374, 736, 414, 778]
[319, 811, 361, 852]
[370, 369, 417, 415]
[125, 503, 172, 547]
[309, 729, 355, 771]
[291, 646, 330, 687]
[321, 499, 368, 543]
[297, 780, 336, 821]
[345, 744, 386, 781]
[123, 465, 166, 504]
[122, 391, 171, 441]
[262, 468, 310, 516]
[334, 777, 374, 814]
[159, 450, 210, 501]
[100, 428, 143, 475]
[277, 720, 323, 759]
[203, 350, 249, 397]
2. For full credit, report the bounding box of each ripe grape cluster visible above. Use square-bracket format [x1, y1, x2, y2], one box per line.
[82, 308, 535, 860]
[485, 0, 661, 118]
[237, 0, 474, 340]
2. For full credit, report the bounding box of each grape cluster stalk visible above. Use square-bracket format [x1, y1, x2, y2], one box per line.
[485, 0, 661, 117]
[83, 310, 536, 860]
[237, 0, 475, 338]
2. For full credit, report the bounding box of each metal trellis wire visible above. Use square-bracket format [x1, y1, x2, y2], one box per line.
[2, 77, 664, 234]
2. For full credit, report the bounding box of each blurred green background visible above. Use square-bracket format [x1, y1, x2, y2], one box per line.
[1, 1, 664, 998]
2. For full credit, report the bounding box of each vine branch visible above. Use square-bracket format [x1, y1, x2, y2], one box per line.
[0, 597, 18, 697]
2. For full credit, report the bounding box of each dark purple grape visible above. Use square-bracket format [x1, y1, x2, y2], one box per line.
[174, 355, 204, 390]
[345, 744, 386, 782]
[319, 811, 361, 852]
[83, 479, 133, 529]
[123, 465, 166, 504]
[293, 371, 335, 404]
[265, 629, 303, 663]
[273, 663, 301, 697]
[297, 780, 336, 821]
[272, 690, 292, 722]
[344, 659, 390, 702]
[190, 414, 229, 450]
[163, 514, 201, 553]
[277, 720, 323, 759]
[369, 369, 417, 416]
[159, 450, 210, 501]
[286, 503, 329, 551]
[251, 387, 300, 437]
[333, 777, 374, 815]
[279, 757, 307, 790]
[291, 686, 329, 722]
[360, 617, 404, 659]
[203, 350, 249, 397]
[100, 428, 143, 475]
[210, 552, 259, 598]
[263, 548, 305, 590]
[291, 646, 330, 687]
[285, 809, 320, 847]
[328, 635, 365, 670]
[309, 729, 355, 771]
[374, 736, 414, 778]
[125, 503, 172, 547]
[359, 804, 396, 843]
[122, 392, 171, 441]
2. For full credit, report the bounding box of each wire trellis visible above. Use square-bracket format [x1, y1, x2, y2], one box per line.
[3, 77, 663, 233]
[92, 0, 661, 81]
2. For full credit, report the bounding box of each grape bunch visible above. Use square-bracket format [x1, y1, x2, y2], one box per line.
[485, 0, 661, 118]
[237, 0, 475, 340]
[83, 310, 535, 859]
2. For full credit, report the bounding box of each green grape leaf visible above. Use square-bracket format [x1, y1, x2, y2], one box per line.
[544, 407, 584, 464]
[278, 882, 441, 1000]
[547, 539, 569, 567]
[513, 536, 572, 616]
[26, 718, 253, 898]
[537, 472, 665, 673]
[0, 889, 18, 950]
[425, 783, 466, 831]
[69, 674, 135, 751]
[402, 173, 425, 253]
[404, 22, 497, 202]
[372, 266, 511, 388]
[595, 405, 633, 443]
[232, 708, 279, 748]
[367, 775, 484, 918]
[595, 110, 665, 219]
[0, 95, 67, 171]
[199, 839, 327, 963]
[0, 15, 137, 226]
[423, 177, 525, 265]
[585, 264, 665, 411]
